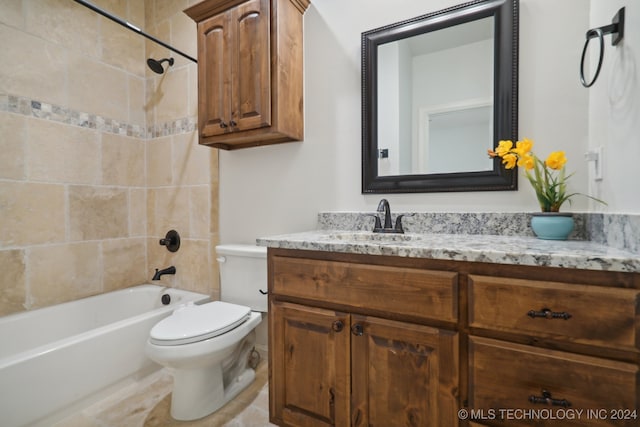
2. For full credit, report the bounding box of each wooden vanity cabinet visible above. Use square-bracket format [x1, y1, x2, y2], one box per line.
[268, 249, 460, 426]
[268, 247, 640, 427]
[185, 0, 309, 150]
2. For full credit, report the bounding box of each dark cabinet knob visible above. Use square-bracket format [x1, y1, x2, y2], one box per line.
[351, 323, 364, 336]
[332, 320, 344, 332]
[229, 120, 237, 127]
[220, 121, 228, 128]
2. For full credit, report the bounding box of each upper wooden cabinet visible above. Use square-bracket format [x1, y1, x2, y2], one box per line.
[185, 0, 310, 150]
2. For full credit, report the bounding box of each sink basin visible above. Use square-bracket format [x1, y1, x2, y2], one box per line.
[322, 231, 422, 243]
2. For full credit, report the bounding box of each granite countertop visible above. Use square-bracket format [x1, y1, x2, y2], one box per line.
[257, 230, 640, 273]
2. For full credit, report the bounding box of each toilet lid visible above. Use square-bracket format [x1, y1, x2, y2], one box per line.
[150, 301, 251, 346]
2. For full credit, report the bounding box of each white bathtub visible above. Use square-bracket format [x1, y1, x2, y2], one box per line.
[0, 284, 210, 427]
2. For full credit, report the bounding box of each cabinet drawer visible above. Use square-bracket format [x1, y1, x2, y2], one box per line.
[469, 275, 640, 351]
[469, 336, 639, 427]
[271, 256, 458, 323]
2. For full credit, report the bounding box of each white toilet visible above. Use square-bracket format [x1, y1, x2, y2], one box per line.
[146, 244, 267, 421]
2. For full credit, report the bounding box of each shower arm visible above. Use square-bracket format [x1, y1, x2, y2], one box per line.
[73, 0, 197, 64]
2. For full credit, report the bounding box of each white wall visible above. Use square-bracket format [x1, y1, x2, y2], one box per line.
[220, 0, 613, 244]
[588, 0, 640, 213]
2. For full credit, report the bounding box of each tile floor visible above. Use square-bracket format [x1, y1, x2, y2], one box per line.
[54, 358, 275, 427]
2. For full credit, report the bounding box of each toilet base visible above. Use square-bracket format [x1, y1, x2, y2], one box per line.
[168, 332, 258, 421]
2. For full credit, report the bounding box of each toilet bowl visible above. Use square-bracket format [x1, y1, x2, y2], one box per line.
[145, 244, 267, 421]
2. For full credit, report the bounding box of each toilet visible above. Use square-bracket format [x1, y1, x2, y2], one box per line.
[145, 244, 267, 421]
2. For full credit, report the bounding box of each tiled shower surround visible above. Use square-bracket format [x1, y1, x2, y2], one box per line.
[0, 0, 218, 317]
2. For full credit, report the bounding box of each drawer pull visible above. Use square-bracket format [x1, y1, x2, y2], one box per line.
[529, 390, 571, 408]
[527, 307, 572, 320]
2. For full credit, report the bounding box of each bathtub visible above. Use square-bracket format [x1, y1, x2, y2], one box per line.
[0, 284, 210, 427]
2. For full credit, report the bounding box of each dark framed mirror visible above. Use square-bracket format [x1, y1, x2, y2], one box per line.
[362, 0, 519, 193]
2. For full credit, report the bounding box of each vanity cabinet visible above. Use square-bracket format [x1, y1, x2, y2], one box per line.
[267, 247, 640, 427]
[467, 274, 640, 427]
[185, 0, 309, 150]
[268, 250, 460, 426]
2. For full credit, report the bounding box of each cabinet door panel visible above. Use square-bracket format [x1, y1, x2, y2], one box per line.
[351, 315, 459, 427]
[231, 0, 271, 131]
[198, 13, 230, 137]
[469, 336, 639, 427]
[270, 301, 350, 427]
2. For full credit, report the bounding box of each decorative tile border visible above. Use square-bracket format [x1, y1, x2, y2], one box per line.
[1, 93, 196, 139]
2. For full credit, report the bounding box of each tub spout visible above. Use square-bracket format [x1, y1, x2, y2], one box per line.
[152, 266, 176, 281]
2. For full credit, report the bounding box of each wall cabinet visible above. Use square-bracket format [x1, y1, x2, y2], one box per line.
[268, 248, 640, 427]
[185, 0, 309, 150]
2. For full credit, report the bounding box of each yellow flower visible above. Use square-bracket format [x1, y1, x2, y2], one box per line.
[487, 137, 605, 212]
[495, 140, 513, 157]
[513, 138, 534, 156]
[545, 151, 567, 170]
[518, 153, 535, 170]
[502, 153, 517, 169]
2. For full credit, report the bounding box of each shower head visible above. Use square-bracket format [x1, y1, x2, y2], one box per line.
[147, 57, 174, 74]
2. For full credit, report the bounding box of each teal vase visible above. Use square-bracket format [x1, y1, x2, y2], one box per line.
[530, 212, 574, 240]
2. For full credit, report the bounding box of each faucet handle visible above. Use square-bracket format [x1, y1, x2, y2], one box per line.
[394, 213, 415, 233]
[366, 214, 382, 231]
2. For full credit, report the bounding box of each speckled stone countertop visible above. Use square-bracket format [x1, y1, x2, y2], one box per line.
[257, 230, 640, 273]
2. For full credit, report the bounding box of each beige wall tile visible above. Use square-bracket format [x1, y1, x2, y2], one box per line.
[173, 131, 210, 185]
[211, 181, 220, 234]
[128, 0, 145, 28]
[147, 186, 190, 237]
[188, 63, 198, 117]
[147, 238, 211, 295]
[102, 133, 145, 186]
[27, 242, 102, 308]
[0, 112, 26, 180]
[0, 25, 68, 106]
[129, 75, 146, 127]
[24, 0, 100, 59]
[101, 18, 146, 77]
[147, 236, 176, 287]
[154, 0, 190, 26]
[26, 117, 100, 184]
[147, 137, 173, 186]
[145, 20, 171, 79]
[103, 238, 147, 291]
[0, 249, 26, 316]
[0, 181, 65, 247]
[68, 52, 129, 122]
[153, 67, 189, 123]
[130, 188, 147, 237]
[92, 0, 127, 20]
[0, 0, 25, 28]
[170, 12, 197, 69]
[69, 185, 129, 240]
[189, 186, 210, 238]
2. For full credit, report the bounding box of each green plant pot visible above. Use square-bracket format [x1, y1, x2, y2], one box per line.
[530, 212, 574, 240]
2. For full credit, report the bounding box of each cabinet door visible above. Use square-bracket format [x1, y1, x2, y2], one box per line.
[350, 315, 459, 427]
[197, 12, 231, 138]
[229, 0, 271, 132]
[270, 301, 350, 427]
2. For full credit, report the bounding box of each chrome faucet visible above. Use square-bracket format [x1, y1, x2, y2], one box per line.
[372, 199, 408, 234]
[152, 266, 176, 280]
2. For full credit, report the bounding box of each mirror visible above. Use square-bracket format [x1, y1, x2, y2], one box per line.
[362, 0, 519, 193]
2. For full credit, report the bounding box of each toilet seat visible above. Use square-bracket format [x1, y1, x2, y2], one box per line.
[150, 301, 251, 346]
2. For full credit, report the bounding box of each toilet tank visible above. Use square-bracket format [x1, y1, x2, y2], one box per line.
[216, 244, 268, 312]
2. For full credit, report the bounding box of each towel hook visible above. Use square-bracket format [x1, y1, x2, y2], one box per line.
[580, 7, 625, 88]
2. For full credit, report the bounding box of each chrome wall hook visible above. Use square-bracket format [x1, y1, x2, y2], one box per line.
[580, 7, 625, 88]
